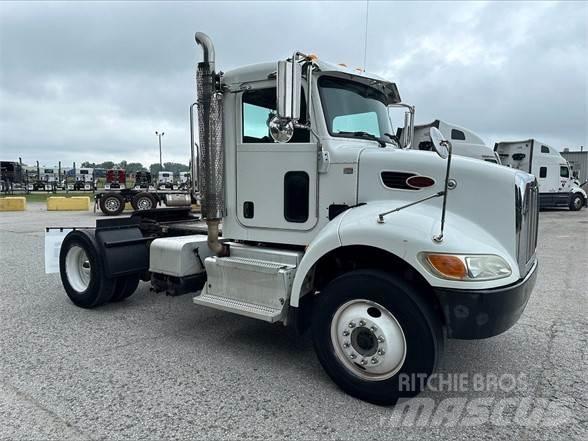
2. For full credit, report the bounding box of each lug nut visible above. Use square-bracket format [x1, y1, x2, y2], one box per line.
[360, 359, 368, 366]
[377, 349, 385, 356]
[378, 336, 385, 343]
[348, 322, 356, 328]
[370, 326, 377, 332]
[342, 330, 350, 337]
[359, 320, 366, 327]
[343, 342, 350, 348]
[350, 353, 357, 359]
[371, 357, 378, 364]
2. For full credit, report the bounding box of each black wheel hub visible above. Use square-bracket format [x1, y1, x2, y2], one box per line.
[351, 327, 378, 356]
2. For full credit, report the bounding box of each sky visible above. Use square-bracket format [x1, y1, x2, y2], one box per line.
[0, 0, 587, 167]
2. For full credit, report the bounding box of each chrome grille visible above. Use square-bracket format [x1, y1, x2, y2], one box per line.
[515, 173, 539, 277]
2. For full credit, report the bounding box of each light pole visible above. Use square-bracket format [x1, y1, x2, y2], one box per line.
[155, 131, 165, 169]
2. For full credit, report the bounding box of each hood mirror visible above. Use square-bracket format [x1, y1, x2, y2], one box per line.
[430, 127, 450, 159]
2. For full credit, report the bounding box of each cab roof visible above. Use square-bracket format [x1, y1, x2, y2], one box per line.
[222, 60, 401, 104]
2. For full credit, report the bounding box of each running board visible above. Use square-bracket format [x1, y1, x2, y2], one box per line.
[193, 293, 284, 322]
[193, 245, 303, 323]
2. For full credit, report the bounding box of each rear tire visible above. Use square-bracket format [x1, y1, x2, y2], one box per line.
[569, 193, 584, 211]
[111, 276, 140, 302]
[311, 269, 443, 405]
[59, 230, 116, 308]
[99, 194, 125, 216]
[131, 193, 156, 211]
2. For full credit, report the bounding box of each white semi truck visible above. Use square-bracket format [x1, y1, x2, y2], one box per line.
[407, 120, 500, 163]
[496, 139, 587, 211]
[52, 33, 539, 405]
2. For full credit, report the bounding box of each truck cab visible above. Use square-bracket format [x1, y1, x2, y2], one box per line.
[104, 169, 125, 190]
[53, 33, 539, 405]
[157, 171, 174, 189]
[496, 139, 587, 211]
[408, 120, 500, 164]
[74, 168, 95, 191]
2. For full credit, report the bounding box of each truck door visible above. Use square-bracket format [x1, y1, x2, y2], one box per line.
[236, 84, 318, 231]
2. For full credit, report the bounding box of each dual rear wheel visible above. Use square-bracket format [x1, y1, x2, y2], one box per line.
[59, 230, 141, 308]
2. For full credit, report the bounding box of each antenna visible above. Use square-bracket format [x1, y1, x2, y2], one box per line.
[363, 0, 369, 72]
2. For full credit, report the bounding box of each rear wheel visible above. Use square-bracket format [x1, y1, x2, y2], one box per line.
[569, 193, 584, 211]
[111, 275, 140, 302]
[99, 194, 125, 216]
[312, 269, 443, 405]
[131, 192, 156, 211]
[59, 230, 116, 308]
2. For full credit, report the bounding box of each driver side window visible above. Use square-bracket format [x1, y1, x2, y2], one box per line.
[242, 88, 309, 143]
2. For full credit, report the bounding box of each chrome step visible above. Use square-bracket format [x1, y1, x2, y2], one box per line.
[193, 293, 284, 322]
[192, 248, 302, 323]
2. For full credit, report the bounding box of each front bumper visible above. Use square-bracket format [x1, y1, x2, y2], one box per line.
[434, 260, 538, 339]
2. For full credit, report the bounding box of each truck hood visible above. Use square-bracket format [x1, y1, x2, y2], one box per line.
[357, 148, 525, 267]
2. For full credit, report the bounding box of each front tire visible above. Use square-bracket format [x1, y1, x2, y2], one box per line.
[312, 269, 443, 405]
[569, 193, 584, 211]
[59, 230, 116, 308]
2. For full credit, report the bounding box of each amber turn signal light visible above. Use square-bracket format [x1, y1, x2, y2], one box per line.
[426, 254, 467, 279]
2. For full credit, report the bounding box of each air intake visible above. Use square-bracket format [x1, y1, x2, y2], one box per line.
[381, 171, 418, 190]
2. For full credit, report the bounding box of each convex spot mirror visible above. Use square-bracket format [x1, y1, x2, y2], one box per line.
[277, 60, 302, 120]
[429, 127, 450, 159]
[268, 114, 295, 143]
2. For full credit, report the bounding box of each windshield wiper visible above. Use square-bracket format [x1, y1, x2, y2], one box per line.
[335, 131, 388, 148]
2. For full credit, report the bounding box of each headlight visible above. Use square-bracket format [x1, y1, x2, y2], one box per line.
[420, 253, 512, 281]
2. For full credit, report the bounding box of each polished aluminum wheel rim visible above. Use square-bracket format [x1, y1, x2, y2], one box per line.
[330, 299, 406, 381]
[137, 197, 152, 210]
[65, 245, 91, 292]
[104, 197, 121, 212]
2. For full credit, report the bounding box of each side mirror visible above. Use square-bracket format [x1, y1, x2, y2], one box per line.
[277, 60, 302, 120]
[429, 127, 450, 159]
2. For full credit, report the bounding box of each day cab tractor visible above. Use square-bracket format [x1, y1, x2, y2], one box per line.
[52, 32, 539, 405]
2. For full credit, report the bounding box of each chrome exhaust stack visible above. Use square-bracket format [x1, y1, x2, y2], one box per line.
[195, 32, 226, 255]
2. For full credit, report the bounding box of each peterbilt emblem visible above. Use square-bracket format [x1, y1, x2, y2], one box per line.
[405, 175, 436, 189]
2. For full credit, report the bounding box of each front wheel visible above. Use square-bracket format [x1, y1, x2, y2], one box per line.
[569, 193, 584, 211]
[312, 269, 443, 405]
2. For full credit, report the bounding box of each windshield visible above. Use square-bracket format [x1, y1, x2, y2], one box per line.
[318, 76, 393, 140]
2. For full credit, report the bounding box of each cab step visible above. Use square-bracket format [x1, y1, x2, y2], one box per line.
[193, 292, 284, 322]
[192, 244, 303, 323]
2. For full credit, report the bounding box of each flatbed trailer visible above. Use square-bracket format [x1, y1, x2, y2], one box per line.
[94, 188, 192, 215]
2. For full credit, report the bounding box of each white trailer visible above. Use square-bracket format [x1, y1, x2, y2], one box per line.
[50, 33, 539, 405]
[408, 120, 500, 163]
[495, 139, 587, 211]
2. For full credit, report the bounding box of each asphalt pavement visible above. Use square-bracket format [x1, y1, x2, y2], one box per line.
[0, 203, 586, 440]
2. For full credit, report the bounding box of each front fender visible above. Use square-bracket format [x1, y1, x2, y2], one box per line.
[290, 201, 522, 307]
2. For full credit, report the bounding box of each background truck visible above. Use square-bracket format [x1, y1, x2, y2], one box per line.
[157, 171, 174, 189]
[495, 139, 587, 210]
[0, 160, 25, 193]
[52, 32, 539, 405]
[133, 171, 152, 189]
[407, 119, 500, 163]
[73, 168, 95, 191]
[104, 169, 126, 190]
